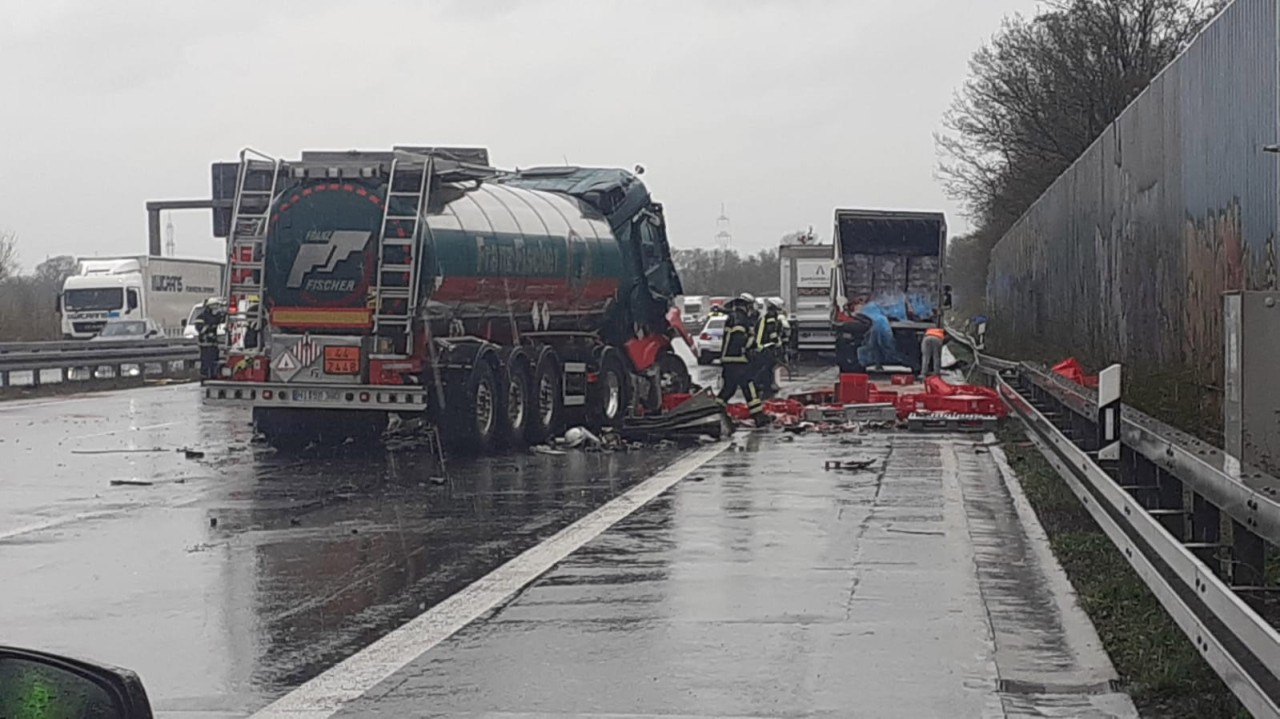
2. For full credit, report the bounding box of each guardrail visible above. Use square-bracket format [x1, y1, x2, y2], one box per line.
[0, 339, 199, 388]
[947, 328, 1280, 718]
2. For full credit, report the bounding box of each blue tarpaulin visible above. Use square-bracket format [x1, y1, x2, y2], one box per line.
[855, 303, 906, 368]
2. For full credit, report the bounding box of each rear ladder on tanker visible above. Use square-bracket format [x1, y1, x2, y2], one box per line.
[224, 148, 286, 347]
[372, 153, 433, 353]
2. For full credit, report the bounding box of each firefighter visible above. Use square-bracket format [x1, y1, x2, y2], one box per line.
[717, 297, 768, 427]
[194, 297, 226, 380]
[833, 301, 873, 374]
[243, 295, 263, 351]
[754, 298, 785, 396]
[920, 326, 946, 378]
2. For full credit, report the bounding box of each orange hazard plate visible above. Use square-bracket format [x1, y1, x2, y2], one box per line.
[323, 346, 360, 375]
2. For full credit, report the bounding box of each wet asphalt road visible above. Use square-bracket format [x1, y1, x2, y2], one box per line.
[1, 354, 1135, 718]
[0, 384, 688, 717]
[330, 431, 1136, 718]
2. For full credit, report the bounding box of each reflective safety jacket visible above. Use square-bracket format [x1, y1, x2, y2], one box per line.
[720, 309, 754, 364]
[756, 310, 782, 349]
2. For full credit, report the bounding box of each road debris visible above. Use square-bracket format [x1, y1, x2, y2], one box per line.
[109, 479, 155, 487]
[561, 427, 603, 449]
[181, 448, 206, 459]
[532, 445, 567, 456]
[824, 458, 876, 471]
[73, 448, 163, 455]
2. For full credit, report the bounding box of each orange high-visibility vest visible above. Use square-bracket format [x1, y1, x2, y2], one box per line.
[925, 328, 946, 340]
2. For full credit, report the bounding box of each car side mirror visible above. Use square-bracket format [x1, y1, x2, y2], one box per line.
[0, 646, 153, 718]
[55, 293, 62, 312]
[180, 319, 187, 328]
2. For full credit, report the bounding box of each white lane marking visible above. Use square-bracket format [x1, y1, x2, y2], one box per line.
[250, 442, 731, 719]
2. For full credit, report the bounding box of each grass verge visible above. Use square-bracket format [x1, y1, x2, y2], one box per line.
[998, 422, 1250, 719]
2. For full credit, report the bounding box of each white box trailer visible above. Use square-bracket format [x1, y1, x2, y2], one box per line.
[780, 243, 836, 352]
[59, 256, 226, 339]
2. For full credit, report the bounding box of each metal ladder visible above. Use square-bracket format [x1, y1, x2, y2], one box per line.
[372, 153, 432, 352]
[224, 148, 284, 347]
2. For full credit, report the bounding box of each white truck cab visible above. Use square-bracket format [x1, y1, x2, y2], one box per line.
[59, 256, 225, 339]
[60, 261, 145, 339]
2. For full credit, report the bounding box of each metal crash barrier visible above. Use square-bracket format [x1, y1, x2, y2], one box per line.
[0, 339, 199, 389]
[947, 328, 1280, 718]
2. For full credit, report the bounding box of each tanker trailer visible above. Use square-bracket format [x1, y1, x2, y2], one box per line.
[202, 147, 692, 451]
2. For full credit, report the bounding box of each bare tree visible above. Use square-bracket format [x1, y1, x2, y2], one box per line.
[0, 230, 18, 282]
[934, 0, 1218, 313]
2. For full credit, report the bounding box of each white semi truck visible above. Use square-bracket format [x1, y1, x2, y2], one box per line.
[59, 256, 225, 339]
[779, 237, 836, 352]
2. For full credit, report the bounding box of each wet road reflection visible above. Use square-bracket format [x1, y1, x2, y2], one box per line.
[0, 384, 684, 716]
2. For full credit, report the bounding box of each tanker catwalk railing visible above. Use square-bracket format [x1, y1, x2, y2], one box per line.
[945, 327, 1280, 718]
[0, 339, 199, 389]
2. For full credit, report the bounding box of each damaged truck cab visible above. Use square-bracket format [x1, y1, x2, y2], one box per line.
[203, 147, 690, 451]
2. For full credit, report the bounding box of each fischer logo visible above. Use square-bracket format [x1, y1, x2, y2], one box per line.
[287, 230, 370, 291]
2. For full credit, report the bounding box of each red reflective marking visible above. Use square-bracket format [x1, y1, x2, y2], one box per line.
[289, 195, 300, 203]
[271, 214, 280, 223]
[328, 183, 340, 190]
[342, 184, 354, 192]
[368, 195, 382, 205]
[302, 188, 313, 196]
[355, 187, 368, 196]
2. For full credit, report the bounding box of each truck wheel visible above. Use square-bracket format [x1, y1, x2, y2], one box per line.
[590, 350, 630, 429]
[526, 353, 564, 445]
[500, 363, 533, 447]
[446, 362, 500, 454]
[658, 351, 692, 394]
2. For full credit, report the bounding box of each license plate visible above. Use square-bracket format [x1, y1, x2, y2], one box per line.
[323, 346, 360, 375]
[292, 388, 336, 402]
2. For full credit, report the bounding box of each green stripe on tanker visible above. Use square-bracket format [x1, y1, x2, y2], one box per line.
[262, 167, 680, 341]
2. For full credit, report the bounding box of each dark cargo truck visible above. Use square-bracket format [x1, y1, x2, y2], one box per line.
[829, 208, 948, 371]
[202, 147, 691, 451]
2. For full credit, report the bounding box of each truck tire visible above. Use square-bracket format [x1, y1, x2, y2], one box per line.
[445, 361, 501, 454]
[500, 362, 533, 448]
[589, 349, 630, 430]
[526, 351, 564, 445]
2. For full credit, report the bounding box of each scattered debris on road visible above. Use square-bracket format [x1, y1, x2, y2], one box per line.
[824, 458, 876, 471]
[181, 448, 205, 459]
[109, 479, 155, 487]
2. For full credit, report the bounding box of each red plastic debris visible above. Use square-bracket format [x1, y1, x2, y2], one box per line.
[890, 374, 914, 386]
[661, 393, 693, 412]
[1052, 357, 1099, 388]
[763, 398, 804, 417]
[895, 375, 1008, 419]
[724, 403, 752, 421]
[838, 373, 870, 404]
[869, 390, 898, 403]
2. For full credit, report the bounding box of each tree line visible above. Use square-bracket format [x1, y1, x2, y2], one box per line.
[671, 247, 782, 298]
[0, 232, 78, 341]
[938, 0, 1222, 320]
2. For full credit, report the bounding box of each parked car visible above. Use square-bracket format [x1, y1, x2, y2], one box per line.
[91, 319, 163, 341]
[696, 315, 726, 365]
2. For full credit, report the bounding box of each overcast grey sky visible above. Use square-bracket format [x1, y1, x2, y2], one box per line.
[1, 0, 1040, 269]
